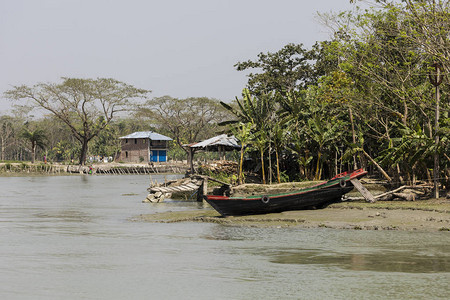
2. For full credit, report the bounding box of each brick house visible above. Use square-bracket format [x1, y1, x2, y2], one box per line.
[118, 131, 172, 163]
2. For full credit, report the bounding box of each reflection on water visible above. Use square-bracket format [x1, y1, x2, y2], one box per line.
[0, 175, 449, 299]
[270, 249, 449, 273]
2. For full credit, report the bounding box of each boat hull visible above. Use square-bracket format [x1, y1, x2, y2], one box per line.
[205, 169, 367, 216]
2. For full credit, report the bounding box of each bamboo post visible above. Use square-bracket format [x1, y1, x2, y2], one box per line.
[197, 179, 207, 202]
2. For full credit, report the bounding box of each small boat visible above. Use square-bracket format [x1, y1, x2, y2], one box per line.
[205, 169, 367, 216]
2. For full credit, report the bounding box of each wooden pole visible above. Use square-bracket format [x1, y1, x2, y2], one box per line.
[434, 81, 440, 198]
[189, 148, 194, 174]
[429, 62, 443, 199]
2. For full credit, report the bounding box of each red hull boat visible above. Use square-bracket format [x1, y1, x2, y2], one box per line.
[205, 169, 367, 216]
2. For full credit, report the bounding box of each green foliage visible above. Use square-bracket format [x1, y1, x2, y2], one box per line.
[197, 166, 231, 185]
[51, 141, 79, 162]
[235, 43, 320, 95]
[90, 123, 121, 158]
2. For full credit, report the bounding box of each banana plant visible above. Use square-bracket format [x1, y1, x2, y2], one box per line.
[220, 89, 277, 183]
[306, 115, 345, 180]
[251, 129, 268, 184]
[231, 122, 253, 185]
[377, 120, 448, 183]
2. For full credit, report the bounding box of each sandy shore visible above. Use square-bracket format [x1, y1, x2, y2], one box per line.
[135, 199, 450, 232]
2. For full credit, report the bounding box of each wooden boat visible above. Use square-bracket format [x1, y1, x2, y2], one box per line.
[205, 169, 368, 216]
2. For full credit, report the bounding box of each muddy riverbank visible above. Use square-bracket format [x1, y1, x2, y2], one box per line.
[136, 198, 450, 232]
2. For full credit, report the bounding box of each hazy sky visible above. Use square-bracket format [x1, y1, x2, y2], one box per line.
[0, 0, 363, 114]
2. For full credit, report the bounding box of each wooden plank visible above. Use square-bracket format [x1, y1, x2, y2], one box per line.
[172, 186, 186, 192]
[180, 186, 195, 191]
[185, 183, 200, 189]
[350, 178, 376, 203]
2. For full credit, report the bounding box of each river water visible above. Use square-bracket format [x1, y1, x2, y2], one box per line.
[0, 175, 449, 299]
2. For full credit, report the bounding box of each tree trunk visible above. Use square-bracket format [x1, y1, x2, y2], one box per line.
[433, 83, 440, 198]
[187, 148, 195, 174]
[239, 147, 244, 185]
[275, 149, 281, 184]
[315, 151, 322, 181]
[260, 149, 266, 184]
[79, 138, 89, 165]
[1, 137, 4, 161]
[402, 96, 408, 126]
[349, 107, 358, 169]
[268, 144, 272, 185]
[299, 161, 305, 180]
[31, 142, 36, 163]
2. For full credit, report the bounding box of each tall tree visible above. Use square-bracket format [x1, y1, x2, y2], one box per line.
[235, 43, 319, 96]
[5, 78, 149, 165]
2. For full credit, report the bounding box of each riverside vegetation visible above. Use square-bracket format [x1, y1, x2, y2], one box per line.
[1, 1, 449, 197]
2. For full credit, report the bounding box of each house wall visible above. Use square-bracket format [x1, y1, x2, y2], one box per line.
[118, 138, 150, 162]
[118, 138, 169, 163]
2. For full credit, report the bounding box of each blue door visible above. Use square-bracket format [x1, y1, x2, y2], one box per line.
[151, 150, 167, 162]
[151, 150, 158, 162]
[158, 150, 167, 162]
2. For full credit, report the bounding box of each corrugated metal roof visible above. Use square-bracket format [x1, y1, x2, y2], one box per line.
[190, 134, 240, 149]
[119, 131, 172, 141]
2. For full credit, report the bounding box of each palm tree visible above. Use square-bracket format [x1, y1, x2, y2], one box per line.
[21, 128, 46, 163]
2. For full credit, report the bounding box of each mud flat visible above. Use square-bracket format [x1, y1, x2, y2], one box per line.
[135, 199, 450, 232]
